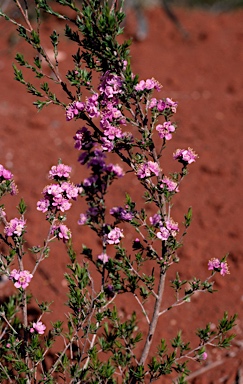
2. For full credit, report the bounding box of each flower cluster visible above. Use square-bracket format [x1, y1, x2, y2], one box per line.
[66, 101, 85, 121]
[4, 218, 26, 237]
[149, 97, 178, 114]
[173, 148, 198, 165]
[37, 181, 80, 213]
[0, 164, 18, 195]
[137, 161, 160, 179]
[9, 269, 33, 289]
[156, 121, 176, 140]
[0, 164, 13, 181]
[150, 215, 179, 241]
[208, 258, 230, 276]
[67, 71, 130, 153]
[98, 71, 123, 102]
[134, 78, 162, 92]
[30, 321, 46, 335]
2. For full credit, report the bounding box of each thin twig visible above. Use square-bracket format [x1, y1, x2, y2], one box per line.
[0, 312, 18, 335]
[134, 294, 150, 324]
[139, 270, 166, 365]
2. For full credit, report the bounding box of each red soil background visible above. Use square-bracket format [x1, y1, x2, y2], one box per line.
[0, 4, 243, 383]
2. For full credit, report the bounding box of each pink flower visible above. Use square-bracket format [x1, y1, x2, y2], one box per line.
[0, 165, 13, 180]
[147, 161, 160, 176]
[37, 180, 79, 214]
[103, 125, 123, 140]
[66, 102, 82, 121]
[52, 224, 71, 242]
[9, 269, 33, 289]
[137, 161, 160, 179]
[173, 148, 198, 164]
[208, 258, 220, 270]
[149, 98, 158, 108]
[106, 227, 124, 245]
[106, 164, 124, 178]
[200, 352, 208, 360]
[220, 262, 230, 276]
[165, 217, 179, 237]
[156, 121, 176, 140]
[134, 80, 146, 91]
[137, 163, 151, 179]
[134, 78, 162, 92]
[86, 93, 100, 118]
[160, 177, 179, 193]
[97, 253, 109, 264]
[101, 137, 115, 152]
[157, 99, 166, 112]
[156, 227, 170, 241]
[149, 213, 161, 226]
[4, 218, 26, 237]
[165, 98, 178, 113]
[208, 258, 230, 276]
[98, 72, 123, 101]
[37, 199, 50, 213]
[30, 321, 46, 335]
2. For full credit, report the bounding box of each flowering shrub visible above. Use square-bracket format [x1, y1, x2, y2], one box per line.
[0, 1, 236, 383]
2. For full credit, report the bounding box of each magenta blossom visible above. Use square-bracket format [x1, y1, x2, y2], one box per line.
[30, 321, 46, 335]
[9, 269, 33, 289]
[0, 164, 13, 180]
[156, 121, 176, 140]
[85, 93, 100, 118]
[148, 97, 178, 113]
[66, 101, 85, 121]
[173, 148, 198, 165]
[149, 213, 162, 226]
[208, 258, 230, 276]
[137, 161, 160, 179]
